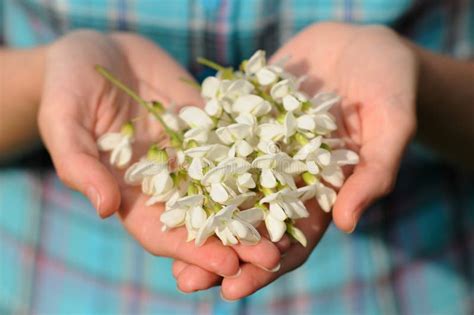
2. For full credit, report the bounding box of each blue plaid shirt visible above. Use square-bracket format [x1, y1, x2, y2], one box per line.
[1, 0, 473, 314]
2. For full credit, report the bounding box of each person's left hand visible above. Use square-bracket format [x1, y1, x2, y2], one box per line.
[171, 22, 418, 300]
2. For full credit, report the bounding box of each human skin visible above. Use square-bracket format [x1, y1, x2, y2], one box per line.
[1, 30, 282, 279]
[170, 23, 474, 300]
[1, 22, 473, 300]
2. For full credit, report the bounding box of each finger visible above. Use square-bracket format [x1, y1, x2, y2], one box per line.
[176, 263, 222, 293]
[231, 237, 281, 272]
[221, 244, 307, 301]
[172, 260, 188, 278]
[221, 199, 331, 300]
[39, 104, 121, 218]
[119, 192, 241, 277]
[333, 105, 416, 232]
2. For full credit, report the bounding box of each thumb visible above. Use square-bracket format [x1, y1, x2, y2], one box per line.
[39, 103, 121, 218]
[332, 107, 415, 232]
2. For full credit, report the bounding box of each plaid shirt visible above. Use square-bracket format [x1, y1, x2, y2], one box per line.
[1, 0, 473, 314]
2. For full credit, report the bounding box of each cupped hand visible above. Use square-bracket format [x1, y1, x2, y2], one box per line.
[173, 22, 417, 299]
[38, 30, 281, 278]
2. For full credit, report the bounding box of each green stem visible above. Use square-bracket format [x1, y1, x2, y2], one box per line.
[179, 77, 201, 91]
[197, 57, 226, 72]
[95, 65, 182, 145]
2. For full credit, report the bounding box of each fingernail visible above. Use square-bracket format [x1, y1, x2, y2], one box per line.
[347, 213, 358, 234]
[256, 262, 280, 273]
[227, 268, 241, 279]
[176, 285, 190, 295]
[86, 186, 101, 215]
[220, 290, 236, 303]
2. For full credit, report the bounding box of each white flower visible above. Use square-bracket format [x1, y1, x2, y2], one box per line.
[97, 122, 134, 168]
[195, 205, 261, 246]
[160, 195, 207, 238]
[232, 94, 272, 117]
[179, 107, 214, 144]
[294, 138, 359, 187]
[260, 188, 309, 242]
[124, 148, 171, 195]
[270, 79, 307, 112]
[202, 77, 254, 116]
[297, 181, 337, 212]
[257, 112, 304, 143]
[300, 92, 341, 135]
[252, 153, 306, 189]
[245, 50, 282, 86]
[216, 123, 255, 157]
[202, 158, 255, 203]
[184, 144, 229, 180]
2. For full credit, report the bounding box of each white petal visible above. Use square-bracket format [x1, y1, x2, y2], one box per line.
[162, 112, 183, 132]
[256, 67, 277, 86]
[321, 165, 344, 188]
[236, 140, 253, 157]
[233, 95, 271, 116]
[252, 100, 272, 116]
[210, 183, 229, 203]
[310, 92, 341, 113]
[245, 50, 266, 74]
[225, 79, 254, 97]
[160, 208, 186, 228]
[179, 107, 213, 129]
[296, 185, 317, 201]
[265, 214, 287, 242]
[307, 160, 320, 174]
[260, 168, 277, 188]
[283, 94, 301, 112]
[237, 172, 255, 189]
[183, 127, 209, 144]
[216, 226, 238, 245]
[235, 113, 257, 126]
[224, 192, 256, 206]
[229, 219, 249, 239]
[281, 159, 307, 175]
[204, 99, 222, 117]
[188, 157, 204, 180]
[190, 206, 207, 229]
[124, 160, 151, 184]
[252, 154, 276, 169]
[175, 195, 204, 208]
[97, 133, 123, 151]
[315, 149, 331, 166]
[215, 126, 234, 144]
[331, 149, 359, 165]
[237, 208, 264, 226]
[110, 142, 132, 168]
[284, 112, 297, 139]
[286, 199, 309, 218]
[270, 79, 290, 100]
[288, 226, 307, 247]
[315, 183, 337, 212]
[257, 123, 284, 141]
[206, 144, 230, 162]
[314, 114, 337, 134]
[201, 77, 220, 98]
[185, 145, 213, 158]
[195, 215, 217, 246]
[269, 202, 287, 221]
[145, 189, 177, 206]
[152, 170, 173, 194]
[141, 176, 154, 195]
[228, 123, 252, 140]
[296, 115, 316, 132]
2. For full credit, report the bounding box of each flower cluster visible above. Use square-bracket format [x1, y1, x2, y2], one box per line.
[96, 50, 359, 247]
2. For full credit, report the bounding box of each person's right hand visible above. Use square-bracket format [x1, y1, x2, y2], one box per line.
[38, 30, 281, 280]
